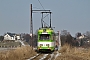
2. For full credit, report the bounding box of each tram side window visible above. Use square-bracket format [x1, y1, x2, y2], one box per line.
[39, 34, 50, 40]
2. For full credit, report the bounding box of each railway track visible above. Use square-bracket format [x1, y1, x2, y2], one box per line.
[27, 51, 60, 60]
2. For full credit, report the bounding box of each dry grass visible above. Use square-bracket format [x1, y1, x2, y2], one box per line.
[0, 46, 37, 60]
[56, 44, 90, 60]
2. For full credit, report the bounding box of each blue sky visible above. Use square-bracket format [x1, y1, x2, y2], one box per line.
[0, 0, 90, 36]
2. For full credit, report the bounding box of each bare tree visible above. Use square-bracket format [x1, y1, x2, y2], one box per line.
[0, 36, 4, 41]
[60, 30, 70, 36]
[85, 31, 90, 39]
[60, 30, 73, 46]
[75, 32, 82, 38]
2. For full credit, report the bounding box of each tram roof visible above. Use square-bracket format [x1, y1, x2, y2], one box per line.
[38, 27, 54, 33]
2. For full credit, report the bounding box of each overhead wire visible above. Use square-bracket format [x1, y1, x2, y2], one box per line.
[38, 0, 45, 10]
[37, 0, 50, 27]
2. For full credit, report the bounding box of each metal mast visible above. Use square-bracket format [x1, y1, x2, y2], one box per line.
[57, 31, 61, 50]
[30, 4, 33, 49]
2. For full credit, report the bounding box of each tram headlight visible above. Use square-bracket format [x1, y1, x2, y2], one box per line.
[46, 44, 49, 47]
[40, 44, 43, 47]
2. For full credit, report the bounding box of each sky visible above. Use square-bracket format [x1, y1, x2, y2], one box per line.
[0, 0, 90, 36]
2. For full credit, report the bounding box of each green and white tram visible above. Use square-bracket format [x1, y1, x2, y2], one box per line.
[37, 27, 56, 52]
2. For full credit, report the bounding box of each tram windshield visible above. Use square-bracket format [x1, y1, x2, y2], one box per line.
[39, 34, 50, 40]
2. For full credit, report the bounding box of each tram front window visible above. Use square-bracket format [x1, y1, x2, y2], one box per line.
[39, 34, 50, 40]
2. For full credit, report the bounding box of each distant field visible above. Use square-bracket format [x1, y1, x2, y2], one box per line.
[0, 42, 21, 48]
[56, 44, 90, 60]
[0, 41, 30, 51]
[0, 42, 21, 46]
[0, 48, 16, 52]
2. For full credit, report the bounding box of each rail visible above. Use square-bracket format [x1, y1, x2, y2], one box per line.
[27, 51, 61, 60]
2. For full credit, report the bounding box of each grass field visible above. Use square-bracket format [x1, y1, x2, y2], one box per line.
[56, 44, 90, 60]
[0, 46, 36, 60]
[0, 42, 21, 48]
